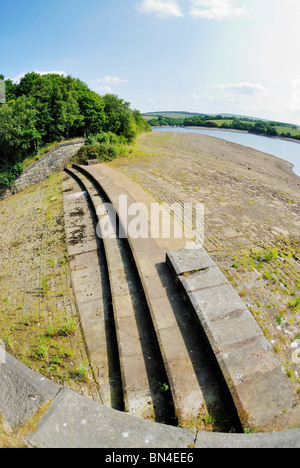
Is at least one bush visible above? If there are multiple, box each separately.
[72,145,100,164]
[72,142,120,164]
[0,162,24,189]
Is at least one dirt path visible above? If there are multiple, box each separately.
[109,131,300,406]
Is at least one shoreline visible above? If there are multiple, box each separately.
[153,126,300,179]
[153,125,300,145]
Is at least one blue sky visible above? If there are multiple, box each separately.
[1,0,300,124]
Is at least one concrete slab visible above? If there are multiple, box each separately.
[167,248,298,431]
[27,387,196,449]
[216,335,280,388]
[0,353,60,428]
[230,367,297,429]
[63,174,113,407]
[201,308,264,353]
[179,266,228,292]
[188,284,248,322]
[69,167,156,420]
[195,430,300,448]
[167,249,215,277]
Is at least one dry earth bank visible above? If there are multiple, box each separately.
[109,131,300,414]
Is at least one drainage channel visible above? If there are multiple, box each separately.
[64,166,242,433]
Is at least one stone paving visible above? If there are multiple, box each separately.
[0,173,99,400]
[110,131,300,406]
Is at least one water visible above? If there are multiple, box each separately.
[154,127,300,177]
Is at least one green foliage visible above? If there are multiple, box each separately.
[102,94,151,142]
[73,142,119,164]
[148,112,300,140]
[0,72,150,189]
[0,162,24,189]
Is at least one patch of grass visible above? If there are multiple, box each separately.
[58,318,77,337]
[31,337,49,360]
[288,298,300,312]
[71,364,89,382]
[275,314,283,325]
[40,275,48,296]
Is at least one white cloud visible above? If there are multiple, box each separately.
[92,76,128,86]
[93,85,114,94]
[190,0,247,20]
[136,0,184,18]
[209,82,268,95]
[89,76,128,95]
[286,0,300,12]
[11,70,67,83]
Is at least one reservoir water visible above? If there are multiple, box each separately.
[154,127,300,177]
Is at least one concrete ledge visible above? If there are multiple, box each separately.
[1,353,300,448]
[26,387,196,449]
[0,353,60,428]
[195,430,300,449]
[166,248,298,431]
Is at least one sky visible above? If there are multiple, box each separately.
[1,0,300,125]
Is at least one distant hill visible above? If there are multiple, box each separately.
[142,111,299,128]
[142,111,300,139]
[142,111,206,120]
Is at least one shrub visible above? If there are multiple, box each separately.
[0,162,24,189]
[71,145,100,164]
[72,142,120,165]
[97,142,118,161]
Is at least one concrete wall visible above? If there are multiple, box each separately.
[0,140,85,200]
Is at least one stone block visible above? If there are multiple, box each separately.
[179,266,228,292]
[167,248,215,277]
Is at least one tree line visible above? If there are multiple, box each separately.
[0,72,151,188]
[148,115,300,140]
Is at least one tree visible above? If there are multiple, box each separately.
[0,96,41,165]
[17,72,40,97]
[0,71,149,184]
[74,79,106,136]
[102,94,140,142]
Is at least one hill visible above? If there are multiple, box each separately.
[142,111,300,140]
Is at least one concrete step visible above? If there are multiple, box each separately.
[67,168,156,420]
[63,173,123,409]
[166,248,298,431]
[70,164,238,430]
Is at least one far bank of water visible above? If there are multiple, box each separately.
[154,127,300,177]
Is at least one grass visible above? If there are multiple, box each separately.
[289,298,300,312]
[22,138,84,170]
[0,174,95,395]
[0,401,53,448]
[40,275,48,296]
[229,241,300,394]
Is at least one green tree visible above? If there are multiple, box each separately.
[102,94,138,141]
[74,79,106,136]
[0,96,41,165]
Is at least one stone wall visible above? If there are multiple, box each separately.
[0,140,85,200]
